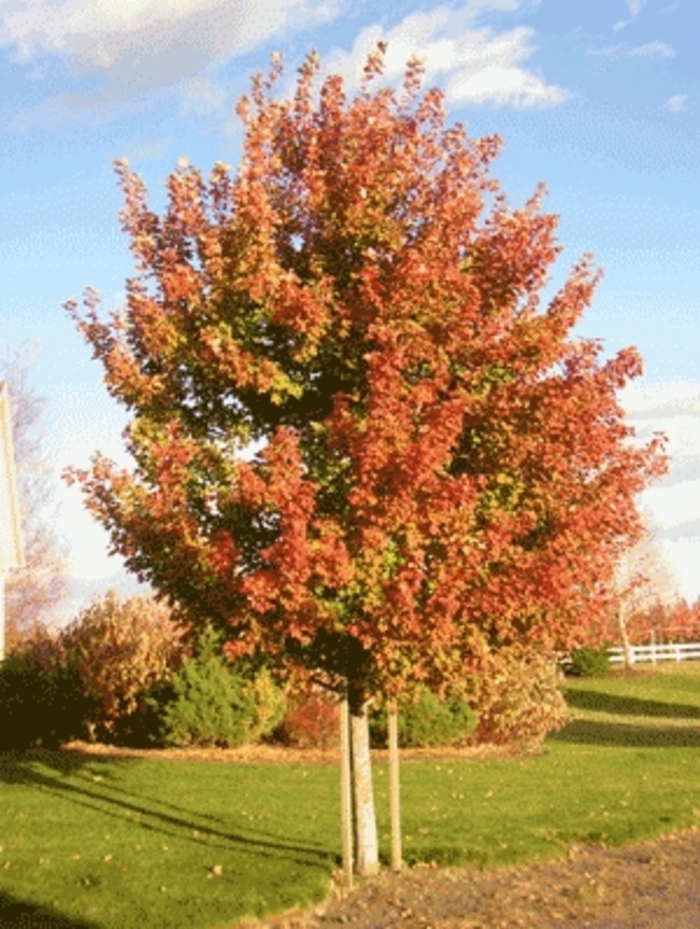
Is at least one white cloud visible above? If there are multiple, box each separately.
[462,0,527,14]
[622,379,700,418]
[1,0,345,108]
[629,40,675,58]
[436,0,543,18]
[179,74,227,118]
[46,370,135,580]
[2,0,564,121]
[666,93,689,113]
[641,479,700,530]
[589,38,677,65]
[622,379,700,604]
[448,63,567,108]
[613,0,646,31]
[121,135,172,162]
[60,490,124,580]
[659,538,700,603]
[586,45,622,56]
[325,7,568,110]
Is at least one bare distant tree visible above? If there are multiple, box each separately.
[614,511,678,667]
[0,339,70,650]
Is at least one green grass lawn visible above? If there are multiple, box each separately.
[394,662,700,868]
[1,662,698,928]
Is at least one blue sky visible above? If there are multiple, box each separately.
[1,0,698,615]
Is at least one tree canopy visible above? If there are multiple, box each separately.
[65,48,666,706]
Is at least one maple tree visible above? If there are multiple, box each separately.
[65,47,666,874]
[660,597,700,642]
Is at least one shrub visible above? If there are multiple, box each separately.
[274,686,475,751]
[0,627,93,749]
[246,668,287,742]
[470,648,570,749]
[273,688,340,749]
[150,625,285,748]
[566,645,611,678]
[60,591,186,744]
[370,689,476,749]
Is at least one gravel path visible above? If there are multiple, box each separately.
[249,826,700,928]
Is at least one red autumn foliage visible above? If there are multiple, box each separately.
[275,689,341,750]
[611,596,700,645]
[64,48,666,709]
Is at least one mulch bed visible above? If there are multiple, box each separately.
[248,827,700,928]
[61,740,529,765]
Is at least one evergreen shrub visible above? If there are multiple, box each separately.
[370,689,476,749]
[566,645,612,678]
[149,625,285,748]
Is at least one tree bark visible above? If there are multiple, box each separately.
[349,686,379,876]
[617,607,633,670]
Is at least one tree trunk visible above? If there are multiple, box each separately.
[348,685,379,876]
[617,607,633,670]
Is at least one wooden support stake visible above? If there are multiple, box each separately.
[388,701,402,872]
[340,690,354,888]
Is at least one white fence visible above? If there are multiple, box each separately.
[608,641,700,666]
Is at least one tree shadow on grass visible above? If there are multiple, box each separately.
[0,890,102,928]
[0,748,94,784]
[564,689,700,720]
[1,748,223,827]
[0,749,335,870]
[551,718,700,748]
